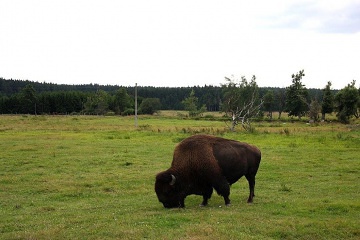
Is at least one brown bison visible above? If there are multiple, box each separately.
[155,135,261,208]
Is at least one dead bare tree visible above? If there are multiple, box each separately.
[222,75,263,132]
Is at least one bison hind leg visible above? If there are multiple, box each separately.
[200,186,213,207]
[245,174,255,203]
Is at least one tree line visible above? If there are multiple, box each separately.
[1,73,359,124]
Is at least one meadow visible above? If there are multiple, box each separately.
[0,113,359,239]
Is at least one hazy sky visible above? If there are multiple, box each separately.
[1,0,360,89]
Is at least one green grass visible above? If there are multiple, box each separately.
[0,114,359,239]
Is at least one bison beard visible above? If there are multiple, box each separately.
[155,134,261,208]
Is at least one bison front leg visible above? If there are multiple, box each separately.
[223,194,231,206]
[200,186,213,206]
[245,175,255,203]
[213,179,231,206]
[179,198,185,208]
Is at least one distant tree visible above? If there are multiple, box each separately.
[0,95,6,113]
[113,87,132,114]
[263,90,275,120]
[139,98,161,115]
[335,80,359,123]
[84,90,109,115]
[199,85,221,111]
[321,81,334,120]
[19,84,37,114]
[37,92,51,113]
[182,89,206,117]
[221,75,263,131]
[275,88,286,119]
[356,87,360,118]
[182,89,197,115]
[3,77,337,116]
[285,70,308,119]
[309,99,321,122]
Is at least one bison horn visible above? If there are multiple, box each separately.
[170,174,176,185]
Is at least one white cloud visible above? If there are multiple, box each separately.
[266,0,360,33]
[0,0,359,89]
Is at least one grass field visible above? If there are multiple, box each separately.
[0,113,359,239]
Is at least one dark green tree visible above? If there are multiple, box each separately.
[84,90,109,115]
[199,85,221,111]
[335,80,359,123]
[113,88,132,114]
[37,92,51,114]
[356,87,360,118]
[263,90,275,119]
[321,81,334,120]
[182,89,206,117]
[139,98,161,115]
[275,88,286,119]
[19,84,37,114]
[0,95,6,113]
[222,75,263,131]
[285,70,308,119]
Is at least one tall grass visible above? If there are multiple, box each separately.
[0,115,359,239]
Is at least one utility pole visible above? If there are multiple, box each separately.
[135,83,138,127]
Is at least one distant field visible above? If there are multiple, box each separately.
[0,115,359,239]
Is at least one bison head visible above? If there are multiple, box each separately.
[155,171,183,208]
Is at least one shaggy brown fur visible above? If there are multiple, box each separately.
[155,135,261,208]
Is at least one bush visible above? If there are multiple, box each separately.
[122,108,135,116]
[105,111,115,116]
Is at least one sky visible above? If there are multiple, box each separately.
[1,0,360,89]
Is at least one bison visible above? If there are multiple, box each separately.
[155,134,261,208]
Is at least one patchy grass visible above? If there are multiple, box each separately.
[0,115,359,239]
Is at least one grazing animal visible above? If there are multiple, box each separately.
[155,135,261,208]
